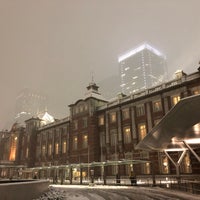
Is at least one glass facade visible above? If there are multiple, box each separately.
[119,43,167,94]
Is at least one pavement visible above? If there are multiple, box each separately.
[33,184,200,200]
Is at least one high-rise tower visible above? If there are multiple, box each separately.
[15,88,47,124]
[119,43,167,94]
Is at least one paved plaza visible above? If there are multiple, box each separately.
[34,185,200,200]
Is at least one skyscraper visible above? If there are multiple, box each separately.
[15,88,47,124]
[119,43,167,94]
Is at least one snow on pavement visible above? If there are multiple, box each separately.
[33,184,200,200]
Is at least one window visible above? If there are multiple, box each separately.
[140,151,149,159]
[152,100,162,112]
[171,95,180,106]
[191,86,200,95]
[123,126,131,144]
[84,104,88,111]
[74,120,78,130]
[100,132,106,147]
[48,144,52,156]
[36,146,40,158]
[193,90,200,95]
[138,123,147,141]
[75,107,79,114]
[82,117,88,128]
[122,108,130,120]
[82,134,88,149]
[73,136,78,150]
[161,155,169,174]
[26,147,29,158]
[110,130,117,146]
[42,132,47,141]
[98,115,104,126]
[42,145,46,157]
[62,141,67,154]
[181,152,192,173]
[48,131,53,139]
[110,112,117,123]
[136,104,145,116]
[55,143,59,155]
[142,163,151,174]
[79,105,83,112]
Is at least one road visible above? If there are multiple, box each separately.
[37,185,200,200]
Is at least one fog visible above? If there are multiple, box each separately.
[1,0,200,129]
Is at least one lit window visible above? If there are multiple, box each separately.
[82,134,88,149]
[161,155,169,174]
[138,123,147,141]
[42,145,46,157]
[98,115,104,126]
[191,86,200,95]
[142,162,151,174]
[48,144,52,156]
[26,148,29,158]
[132,76,138,79]
[9,135,18,161]
[110,112,117,123]
[182,152,192,173]
[193,90,200,95]
[121,73,125,77]
[62,141,67,154]
[55,143,59,155]
[122,108,130,120]
[171,95,180,106]
[152,100,162,112]
[136,105,145,116]
[73,136,78,150]
[123,127,131,144]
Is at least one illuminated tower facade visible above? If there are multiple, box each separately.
[119,43,167,94]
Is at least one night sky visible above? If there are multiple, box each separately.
[1,0,200,129]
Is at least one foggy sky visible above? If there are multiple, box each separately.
[1,0,200,130]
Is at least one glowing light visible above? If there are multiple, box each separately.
[165,148,187,152]
[192,123,200,134]
[118,43,163,62]
[184,138,200,144]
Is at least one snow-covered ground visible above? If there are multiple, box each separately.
[33,184,200,200]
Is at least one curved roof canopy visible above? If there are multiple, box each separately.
[136,94,200,151]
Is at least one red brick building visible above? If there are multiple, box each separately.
[1,70,200,183]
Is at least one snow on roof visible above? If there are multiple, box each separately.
[38,111,55,125]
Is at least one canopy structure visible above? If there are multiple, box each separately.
[31,159,150,171]
[135,94,200,177]
[136,94,200,151]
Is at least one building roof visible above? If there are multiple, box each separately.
[135,94,200,151]
[118,43,165,62]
